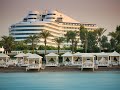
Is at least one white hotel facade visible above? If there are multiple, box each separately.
[9,10,98,47]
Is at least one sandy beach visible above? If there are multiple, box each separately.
[0,65,120,73]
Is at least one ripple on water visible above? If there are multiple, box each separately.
[0,72,120,90]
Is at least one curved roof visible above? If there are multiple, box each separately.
[81,53,94,57]
[27,54,43,59]
[73,52,82,56]
[96,52,109,57]
[0,53,9,58]
[62,52,73,56]
[24,53,32,57]
[109,51,120,56]
[14,53,26,57]
[46,53,59,56]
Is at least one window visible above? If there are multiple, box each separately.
[47,13,56,15]
[29,14,37,15]
[46,17,55,19]
[15,37,28,39]
[28,18,37,19]
[12,25,44,27]
[11,33,38,35]
[11,29,43,32]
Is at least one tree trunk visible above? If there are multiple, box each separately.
[98,37,101,52]
[58,44,60,54]
[74,40,78,53]
[99,42,101,52]
[32,42,34,54]
[45,39,47,55]
[85,38,88,53]
[85,33,88,53]
[72,40,74,53]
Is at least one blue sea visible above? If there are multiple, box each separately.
[0,71,120,90]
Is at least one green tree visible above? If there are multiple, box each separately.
[65,31,77,53]
[39,30,52,55]
[1,36,15,53]
[116,44,120,53]
[54,37,64,54]
[15,41,28,51]
[109,38,117,51]
[0,41,2,47]
[100,35,111,52]
[108,25,120,52]
[116,25,120,44]
[26,35,39,53]
[74,38,79,53]
[87,31,98,52]
[108,32,117,51]
[79,25,88,53]
[108,32,117,39]
[96,28,106,52]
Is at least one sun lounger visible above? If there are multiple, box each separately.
[0,60,8,68]
[6,60,17,66]
[45,62,58,66]
[81,60,94,71]
[73,61,82,66]
[26,64,42,71]
[97,57,109,66]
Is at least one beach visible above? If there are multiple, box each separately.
[0,65,120,73]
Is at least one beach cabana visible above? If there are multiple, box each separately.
[62,52,73,66]
[6,59,18,66]
[109,51,120,65]
[26,54,42,71]
[45,53,59,66]
[72,52,82,66]
[81,53,95,71]
[14,53,25,64]
[14,53,29,66]
[96,52,109,67]
[22,53,33,66]
[0,53,9,67]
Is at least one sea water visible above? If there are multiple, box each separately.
[0,71,120,90]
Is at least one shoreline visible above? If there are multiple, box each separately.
[0,66,120,73]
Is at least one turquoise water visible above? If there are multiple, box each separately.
[0,72,120,90]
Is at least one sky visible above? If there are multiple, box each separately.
[0,0,120,37]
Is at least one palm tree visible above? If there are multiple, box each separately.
[109,38,116,51]
[116,25,120,44]
[108,32,117,39]
[79,25,88,53]
[100,35,110,51]
[54,37,64,54]
[96,28,106,52]
[15,40,28,51]
[1,36,15,53]
[65,31,77,53]
[87,31,98,52]
[39,30,51,55]
[74,38,79,53]
[108,32,117,50]
[26,35,39,53]
[108,26,120,51]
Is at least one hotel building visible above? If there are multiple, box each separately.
[9,10,98,47]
